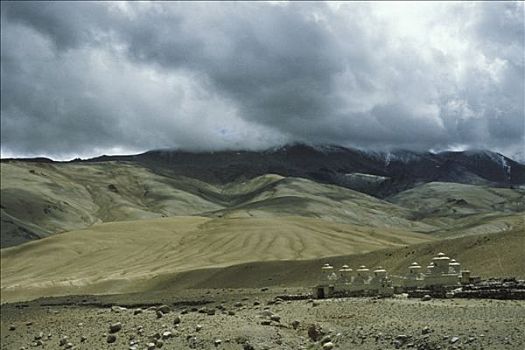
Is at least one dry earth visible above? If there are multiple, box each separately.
[1,288,524,350]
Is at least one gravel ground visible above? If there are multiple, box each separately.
[1,288,524,350]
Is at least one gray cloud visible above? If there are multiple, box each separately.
[1,2,523,160]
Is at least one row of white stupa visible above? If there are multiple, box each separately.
[315,252,471,297]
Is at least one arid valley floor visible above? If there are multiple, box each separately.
[2,287,525,350]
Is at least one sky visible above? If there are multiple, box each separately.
[1,1,524,160]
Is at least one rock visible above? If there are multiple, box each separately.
[133,309,143,316]
[26,322,33,326]
[228,310,236,316]
[156,310,163,319]
[111,306,127,313]
[157,305,170,314]
[307,324,324,342]
[312,301,320,307]
[161,331,173,339]
[196,324,203,332]
[35,340,43,347]
[320,335,332,344]
[214,339,222,347]
[34,332,44,340]
[394,334,409,348]
[65,343,74,349]
[291,320,300,329]
[253,301,260,306]
[261,320,272,326]
[243,343,255,350]
[270,314,281,322]
[207,308,216,316]
[150,332,161,340]
[450,336,460,344]
[422,326,431,335]
[173,315,181,325]
[234,302,243,307]
[59,336,68,346]
[146,342,156,350]
[107,334,117,343]
[322,342,335,350]
[109,322,122,333]
[80,336,87,342]
[156,339,164,348]
[9,325,16,331]
[395,335,409,341]
[421,294,432,301]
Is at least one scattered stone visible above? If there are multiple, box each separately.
[34,340,43,347]
[9,325,16,331]
[133,309,143,316]
[156,310,163,319]
[196,324,203,332]
[292,320,300,330]
[161,331,173,339]
[228,310,236,316]
[146,342,156,350]
[234,302,243,307]
[111,306,127,313]
[156,339,164,348]
[64,343,74,349]
[322,342,335,350]
[261,320,272,326]
[157,305,170,314]
[59,336,68,346]
[450,336,460,344]
[422,326,431,334]
[80,336,87,343]
[243,343,255,350]
[214,339,222,347]
[109,322,122,333]
[207,308,216,316]
[307,324,325,342]
[320,335,332,344]
[34,332,44,340]
[107,334,117,343]
[26,322,33,326]
[149,332,161,340]
[421,294,432,301]
[270,314,281,322]
[173,315,181,325]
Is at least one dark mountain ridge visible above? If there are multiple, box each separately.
[3,144,524,197]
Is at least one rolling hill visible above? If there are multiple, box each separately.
[1,161,439,247]
[1,145,524,303]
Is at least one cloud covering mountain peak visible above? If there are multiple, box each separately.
[1,2,523,160]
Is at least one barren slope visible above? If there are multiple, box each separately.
[1,162,434,247]
[0,215,432,302]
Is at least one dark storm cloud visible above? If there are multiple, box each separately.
[1,2,524,160]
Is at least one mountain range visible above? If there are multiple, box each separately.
[1,144,524,301]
